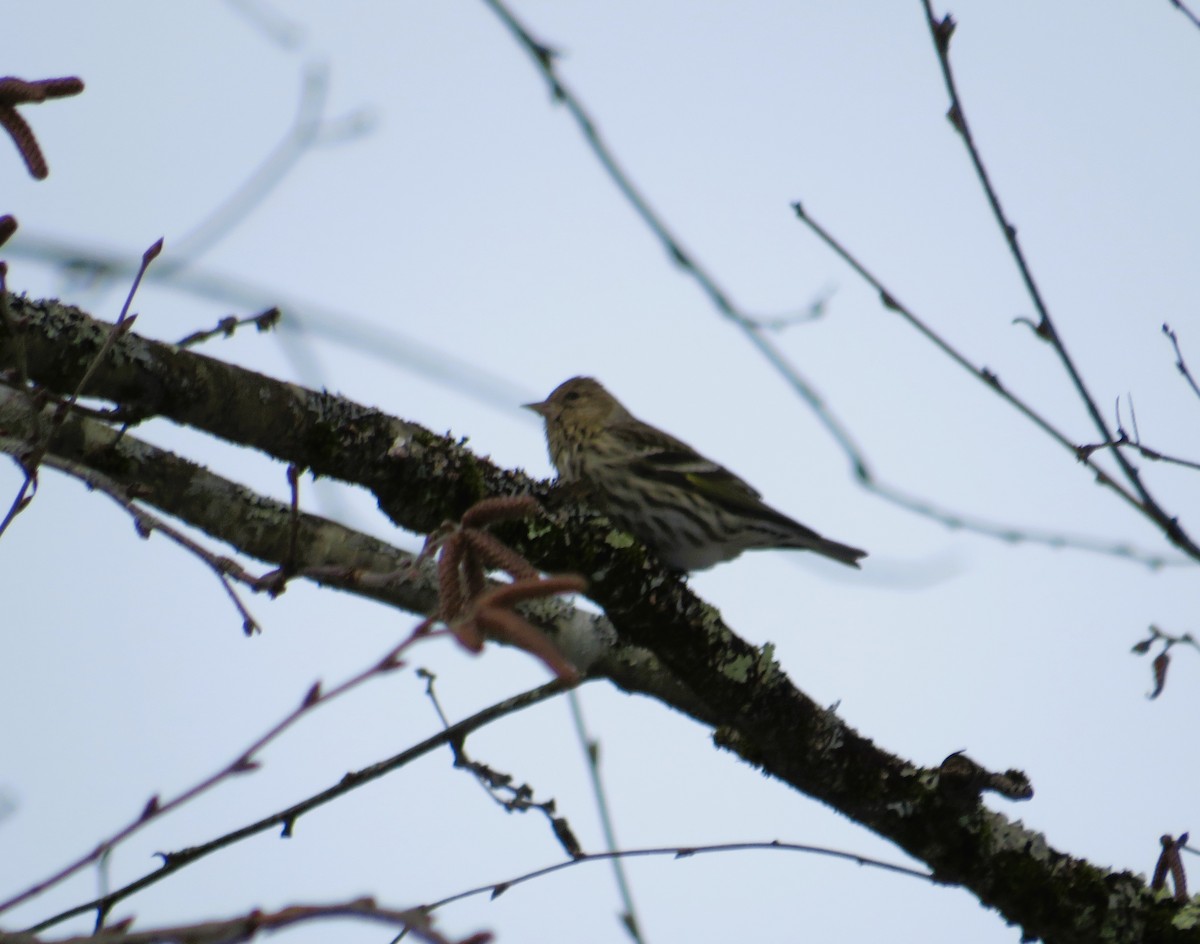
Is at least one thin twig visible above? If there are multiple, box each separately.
[8,446,266,633]
[418,839,936,918]
[176,306,281,348]
[1167,0,1200,32]
[0,241,161,539]
[791,202,1199,561]
[278,462,304,587]
[1163,323,1200,403]
[1076,437,1200,473]
[918,2,1195,558]
[61,239,160,407]
[418,670,583,858]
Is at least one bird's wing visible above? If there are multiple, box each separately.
[616,420,765,503]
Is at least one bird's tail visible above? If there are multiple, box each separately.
[803,534,867,569]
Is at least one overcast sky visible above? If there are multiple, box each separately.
[3,3,1199,943]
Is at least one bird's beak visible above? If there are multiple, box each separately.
[523,400,550,417]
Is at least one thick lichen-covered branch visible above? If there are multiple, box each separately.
[2,293,1196,942]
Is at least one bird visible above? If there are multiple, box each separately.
[524,376,867,572]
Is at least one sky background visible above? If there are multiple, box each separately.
[2,2,1199,942]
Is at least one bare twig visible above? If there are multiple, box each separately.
[24,682,570,935]
[419,670,583,859]
[176,306,281,348]
[417,839,936,920]
[286,463,302,559]
[1167,0,1200,32]
[1163,324,1200,403]
[5,445,266,633]
[918,2,1196,559]
[0,241,161,538]
[1076,436,1200,474]
[791,202,1199,562]
[920,8,1098,429]
[1073,393,1200,471]
[57,238,160,411]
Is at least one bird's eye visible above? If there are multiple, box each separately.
[564,391,581,402]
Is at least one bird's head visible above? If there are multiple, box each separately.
[523,376,629,430]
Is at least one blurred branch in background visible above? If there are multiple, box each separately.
[160,61,375,277]
[1167,0,1200,32]
[223,0,306,50]
[4,232,532,409]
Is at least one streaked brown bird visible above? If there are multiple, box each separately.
[525,377,866,572]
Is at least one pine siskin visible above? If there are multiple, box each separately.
[525,376,867,572]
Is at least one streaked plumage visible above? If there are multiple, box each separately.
[524,376,867,572]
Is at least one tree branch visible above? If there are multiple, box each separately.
[3,295,1196,942]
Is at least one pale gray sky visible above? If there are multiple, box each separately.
[3,3,1198,942]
